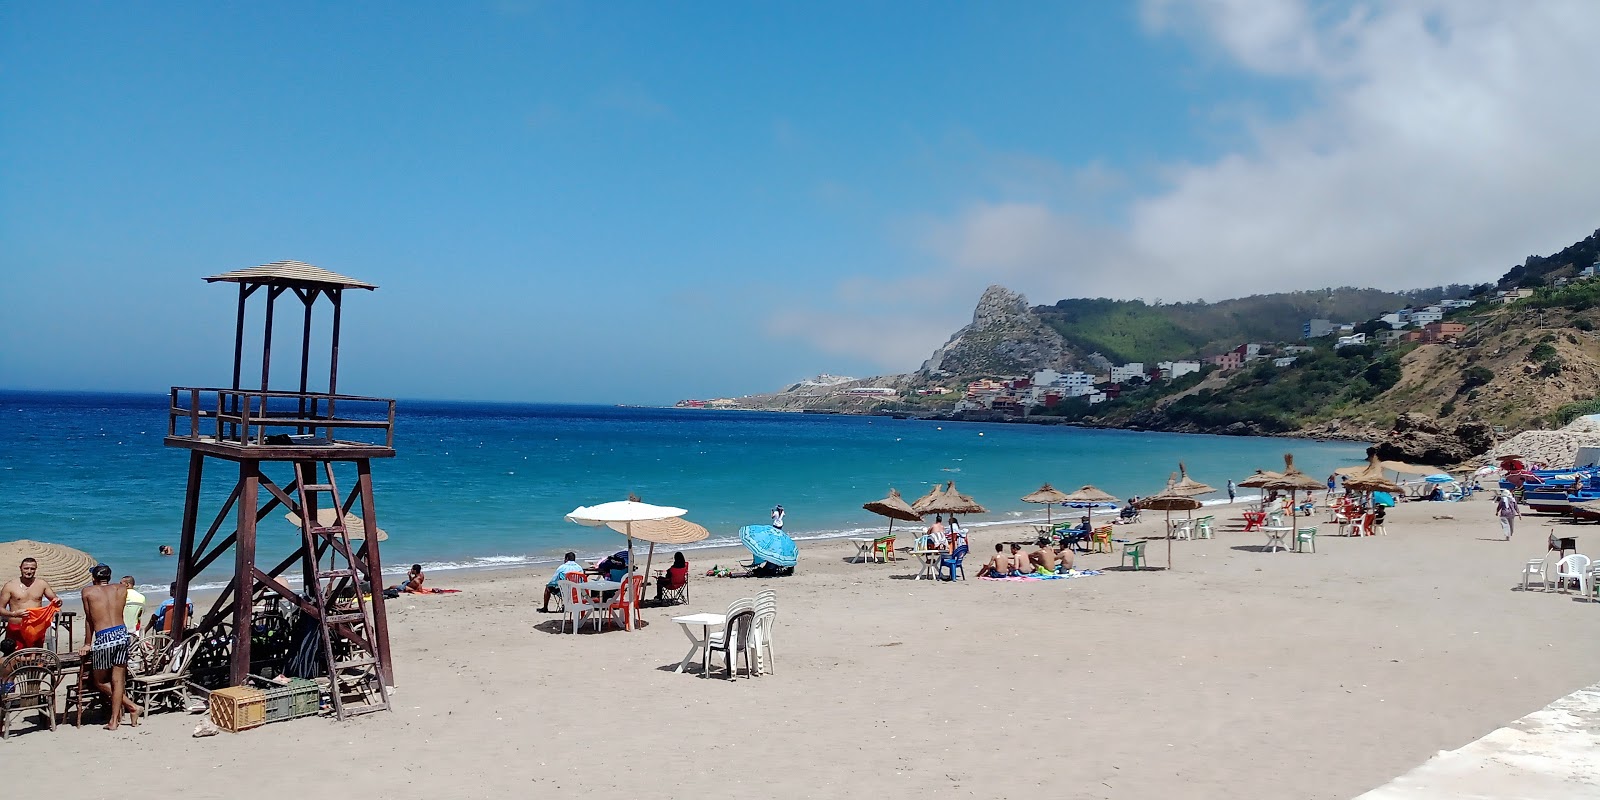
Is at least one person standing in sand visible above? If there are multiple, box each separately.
[80,565,141,730]
[1227,480,1236,502]
[1,557,61,649]
[771,505,785,530]
[120,576,145,631]
[1494,490,1521,539]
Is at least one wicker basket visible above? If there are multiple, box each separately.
[209,686,267,732]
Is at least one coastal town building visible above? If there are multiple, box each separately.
[1207,351,1245,370]
[845,387,897,396]
[1109,363,1146,383]
[1303,319,1335,339]
[1420,321,1466,344]
[1281,345,1313,355]
[1409,308,1444,325]
[1335,332,1367,349]
[1156,360,1201,380]
[1438,298,1477,310]
[1273,356,1298,367]
[1496,288,1534,304]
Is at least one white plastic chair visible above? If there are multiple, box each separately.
[1170,519,1192,541]
[1554,554,1592,596]
[751,589,777,676]
[1519,558,1548,591]
[706,597,755,679]
[560,578,602,633]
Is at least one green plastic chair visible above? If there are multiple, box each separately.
[870,534,896,563]
[1120,540,1148,570]
[1196,516,1215,539]
[1295,527,1317,553]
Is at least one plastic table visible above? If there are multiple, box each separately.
[1262,526,1292,553]
[671,612,726,676]
[575,580,625,630]
[847,538,876,563]
[909,549,942,580]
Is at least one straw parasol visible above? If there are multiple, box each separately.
[284,507,390,541]
[1170,462,1216,496]
[1135,491,1203,569]
[1341,450,1402,494]
[1059,484,1120,526]
[566,497,689,625]
[605,516,710,597]
[1236,469,1283,489]
[1021,483,1070,528]
[862,488,923,541]
[915,481,988,516]
[1262,454,1324,534]
[0,539,97,591]
[1380,460,1436,476]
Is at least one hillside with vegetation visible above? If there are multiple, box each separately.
[1032,287,1466,365]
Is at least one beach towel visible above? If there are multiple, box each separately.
[5,603,60,648]
[979,570,1102,582]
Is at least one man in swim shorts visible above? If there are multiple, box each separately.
[1,557,61,649]
[80,565,141,730]
[1031,538,1060,574]
[976,543,1015,578]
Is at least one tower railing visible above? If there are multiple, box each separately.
[168,386,395,448]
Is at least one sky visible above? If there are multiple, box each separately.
[3,1,1598,404]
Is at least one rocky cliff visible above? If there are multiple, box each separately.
[919,285,1077,378]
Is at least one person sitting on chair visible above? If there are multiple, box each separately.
[655,552,689,602]
[149,583,193,633]
[539,552,585,613]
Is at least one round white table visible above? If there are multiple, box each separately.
[1262,526,1292,553]
[909,549,942,580]
[671,612,726,677]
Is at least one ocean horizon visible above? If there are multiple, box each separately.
[0,389,1369,591]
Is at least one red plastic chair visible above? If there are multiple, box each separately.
[606,575,645,631]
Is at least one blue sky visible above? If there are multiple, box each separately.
[4,2,1597,403]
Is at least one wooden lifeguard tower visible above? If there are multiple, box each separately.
[165,260,395,719]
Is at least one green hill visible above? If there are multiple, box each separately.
[1498,227,1600,289]
[1033,287,1462,364]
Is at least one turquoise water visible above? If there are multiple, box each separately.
[0,391,1368,589]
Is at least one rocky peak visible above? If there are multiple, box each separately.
[919,285,1077,378]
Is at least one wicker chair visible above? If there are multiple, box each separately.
[128,636,203,715]
[1,648,60,738]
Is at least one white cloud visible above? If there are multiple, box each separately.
[772,0,1600,371]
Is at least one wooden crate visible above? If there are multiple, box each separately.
[252,677,321,722]
[209,686,267,732]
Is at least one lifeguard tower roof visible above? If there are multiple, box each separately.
[205,260,377,290]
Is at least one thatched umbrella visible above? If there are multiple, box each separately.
[285,507,390,541]
[862,488,923,542]
[0,539,97,591]
[1136,491,1203,569]
[1171,462,1216,496]
[1021,483,1070,528]
[1341,450,1402,494]
[1262,454,1324,534]
[1236,469,1283,489]
[1058,484,1120,526]
[916,481,988,516]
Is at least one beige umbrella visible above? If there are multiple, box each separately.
[567,498,690,626]
[915,481,988,516]
[1170,462,1216,496]
[1135,492,1203,569]
[1380,461,1436,476]
[284,507,390,541]
[1262,454,1325,535]
[0,539,96,592]
[1021,483,1070,528]
[1342,450,1402,494]
[605,517,710,600]
[863,488,923,542]
[1236,469,1283,489]
[1057,484,1120,527]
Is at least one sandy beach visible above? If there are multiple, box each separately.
[9,497,1599,799]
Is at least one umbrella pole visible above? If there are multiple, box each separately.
[639,542,656,626]
[1166,510,1173,570]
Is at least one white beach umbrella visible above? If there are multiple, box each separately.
[566,499,688,627]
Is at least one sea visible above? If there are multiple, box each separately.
[0,391,1369,591]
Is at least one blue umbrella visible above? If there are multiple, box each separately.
[1424,474,1454,483]
[739,524,798,568]
[1372,491,1396,507]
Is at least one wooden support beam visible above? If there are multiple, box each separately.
[171,451,204,636]
[357,459,394,685]
[232,460,259,686]
[193,482,242,562]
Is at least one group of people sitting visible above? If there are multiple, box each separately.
[976,538,1076,578]
[537,550,690,613]
[915,514,969,554]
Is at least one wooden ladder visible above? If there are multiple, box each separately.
[293,461,391,720]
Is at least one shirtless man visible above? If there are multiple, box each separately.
[79,565,141,730]
[1,557,62,649]
[1008,543,1030,574]
[1031,539,1060,574]
[976,543,1015,578]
